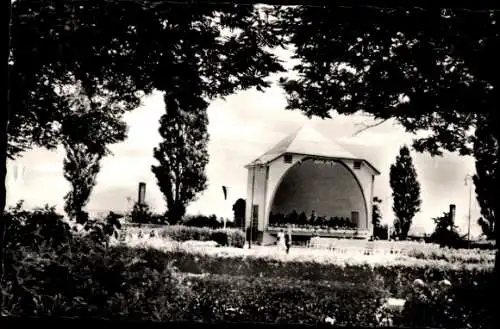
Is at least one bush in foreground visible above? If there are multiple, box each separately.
[182,274,388,325]
[3,240,387,324]
[1,241,190,320]
[0,203,189,320]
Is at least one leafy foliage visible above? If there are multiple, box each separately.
[401,281,474,328]
[232,198,246,229]
[372,197,383,228]
[390,145,422,240]
[273,4,499,272]
[430,211,466,248]
[149,4,283,225]
[150,4,284,96]
[8,1,284,214]
[1,202,122,252]
[165,226,245,248]
[0,202,123,297]
[9,2,284,152]
[124,225,245,248]
[269,211,356,230]
[275,6,498,156]
[162,247,492,284]
[183,274,387,325]
[152,96,209,224]
[472,116,497,240]
[182,214,224,229]
[2,241,187,320]
[62,143,102,223]
[59,74,136,223]
[128,201,167,225]
[9,0,152,158]
[82,212,123,247]
[372,197,388,240]
[1,201,73,253]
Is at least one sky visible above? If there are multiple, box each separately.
[6,47,483,238]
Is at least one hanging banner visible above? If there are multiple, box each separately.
[222,186,228,200]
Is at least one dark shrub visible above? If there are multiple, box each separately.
[1,201,73,252]
[182,274,387,325]
[129,202,167,225]
[182,214,223,229]
[2,240,188,320]
[211,231,229,246]
[1,203,187,320]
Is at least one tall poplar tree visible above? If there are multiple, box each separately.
[473,117,497,240]
[390,145,422,240]
[151,93,209,224]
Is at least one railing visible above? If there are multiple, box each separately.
[304,238,438,256]
[267,226,370,239]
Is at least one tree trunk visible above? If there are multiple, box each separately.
[1,0,11,215]
[493,119,500,285]
[490,111,500,329]
[1,0,12,281]
[167,203,185,225]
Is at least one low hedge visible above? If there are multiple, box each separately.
[139,249,493,298]
[123,225,246,248]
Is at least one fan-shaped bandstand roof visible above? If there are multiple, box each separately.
[246,124,380,174]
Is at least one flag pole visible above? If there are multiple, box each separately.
[249,166,256,249]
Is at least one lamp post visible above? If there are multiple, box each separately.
[464,174,473,248]
[249,164,256,249]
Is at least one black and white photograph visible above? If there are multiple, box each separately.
[2,0,498,327]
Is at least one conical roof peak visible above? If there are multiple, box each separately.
[246,124,362,166]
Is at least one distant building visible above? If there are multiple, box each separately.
[244,124,380,244]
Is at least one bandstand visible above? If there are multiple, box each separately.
[244,124,380,244]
